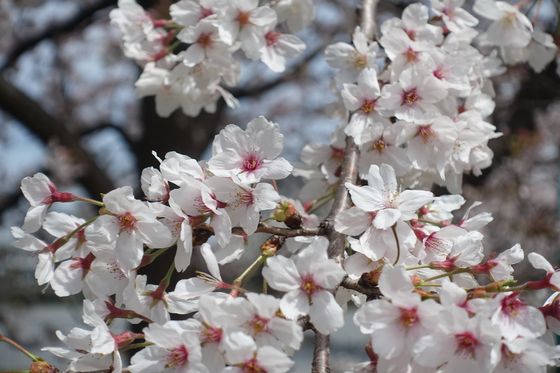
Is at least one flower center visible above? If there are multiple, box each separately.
[404,28,416,41]
[197,33,213,48]
[166,345,189,368]
[371,138,386,153]
[455,332,479,358]
[401,88,420,106]
[433,67,445,80]
[500,344,520,367]
[301,275,318,296]
[399,307,419,328]
[502,12,517,26]
[354,53,368,68]
[405,48,417,63]
[265,31,281,47]
[360,99,377,114]
[200,7,213,19]
[416,125,434,143]
[118,212,137,232]
[201,324,223,344]
[250,315,269,334]
[242,357,266,373]
[237,11,251,26]
[242,154,262,172]
[500,293,525,316]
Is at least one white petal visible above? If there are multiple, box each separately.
[309,290,344,334]
[280,291,309,320]
[200,242,222,281]
[528,252,554,273]
[262,256,301,292]
[373,208,401,229]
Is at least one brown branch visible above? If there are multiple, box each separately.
[233,42,325,98]
[0,0,118,72]
[324,137,360,261]
[249,223,323,237]
[0,76,114,195]
[311,0,380,371]
[340,277,381,298]
[198,223,324,238]
[311,333,331,373]
[79,123,137,152]
[361,0,380,40]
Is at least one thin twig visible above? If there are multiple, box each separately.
[0,76,115,195]
[0,0,118,72]
[233,41,325,98]
[198,223,324,237]
[340,277,381,298]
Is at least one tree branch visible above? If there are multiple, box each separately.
[324,137,360,260]
[0,0,118,72]
[311,1,380,371]
[340,277,381,298]
[79,123,137,152]
[0,76,114,195]
[198,223,323,238]
[360,0,380,40]
[233,42,325,98]
[312,333,331,373]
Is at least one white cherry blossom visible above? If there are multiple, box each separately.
[262,237,346,334]
[208,117,293,184]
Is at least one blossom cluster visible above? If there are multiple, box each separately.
[9,0,560,372]
[299,0,558,195]
[110,0,311,117]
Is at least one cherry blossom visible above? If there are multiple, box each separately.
[341,68,390,145]
[129,321,207,373]
[432,0,479,33]
[87,187,173,270]
[208,117,293,184]
[378,65,447,122]
[325,27,379,83]
[354,265,442,360]
[20,173,77,233]
[222,331,293,373]
[262,237,346,334]
[474,0,533,48]
[12,1,560,372]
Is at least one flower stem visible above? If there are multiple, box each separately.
[392,225,401,265]
[308,191,336,214]
[119,342,153,352]
[64,215,98,240]
[160,261,176,289]
[422,268,470,282]
[76,196,105,207]
[233,255,266,287]
[0,335,41,362]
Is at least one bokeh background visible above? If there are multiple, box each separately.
[0,0,559,371]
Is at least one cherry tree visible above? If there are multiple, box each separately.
[4,0,560,372]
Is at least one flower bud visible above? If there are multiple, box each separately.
[469,288,487,299]
[30,361,59,373]
[360,267,382,288]
[261,236,284,257]
[273,202,302,229]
